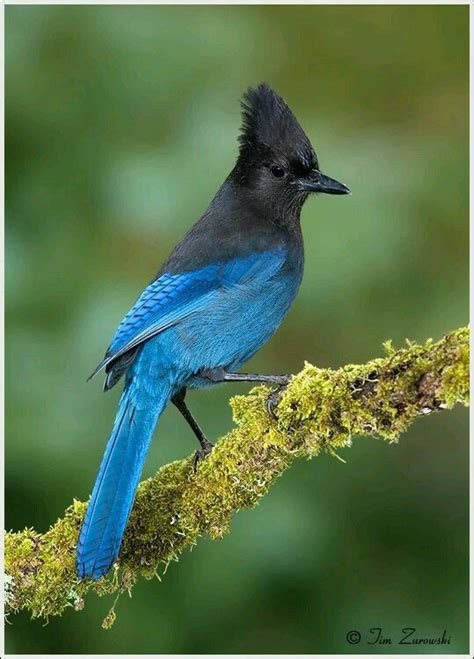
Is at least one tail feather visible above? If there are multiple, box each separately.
[76,381,170,579]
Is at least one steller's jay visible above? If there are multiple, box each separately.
[76,82,350,580]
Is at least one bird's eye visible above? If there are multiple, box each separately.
[270,165,286,179]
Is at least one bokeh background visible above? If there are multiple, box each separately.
[5,5,468,654]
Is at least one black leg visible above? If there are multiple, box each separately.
[199,369,291,420]
[200,367,290,386]
[171,388,214,470]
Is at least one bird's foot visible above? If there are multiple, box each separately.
[192,439,215,472]
[266,377,291,420]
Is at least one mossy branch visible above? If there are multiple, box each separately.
[5,327,469,626]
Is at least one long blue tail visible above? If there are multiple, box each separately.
[76,379,171,579]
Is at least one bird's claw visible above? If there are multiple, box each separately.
[266,381,290,420]
[192,440,215,472]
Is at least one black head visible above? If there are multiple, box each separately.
[232,83,350,220]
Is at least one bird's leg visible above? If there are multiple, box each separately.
[171,388,214,471]
[200,367,290,386]
[200,368,291,420]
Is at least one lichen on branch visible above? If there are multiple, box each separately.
[4,327,469,625]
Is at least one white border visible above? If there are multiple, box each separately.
[1,2,470,658]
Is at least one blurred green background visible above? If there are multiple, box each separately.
[5,4,468,654]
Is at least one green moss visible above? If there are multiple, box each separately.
[102,608,117,630]
[438,331,469,407]
[4,326,469,625]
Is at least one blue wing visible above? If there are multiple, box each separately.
[90,248,286,380]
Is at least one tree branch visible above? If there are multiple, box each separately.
[5,327,469,626]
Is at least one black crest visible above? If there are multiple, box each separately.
[238,83,317,169]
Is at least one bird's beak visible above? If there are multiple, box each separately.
[300,170,351,195]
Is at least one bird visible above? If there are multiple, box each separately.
[76,82,350,580]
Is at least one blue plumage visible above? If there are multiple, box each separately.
[76,83,349,579]
[103,249,287,370]
[76,378,171,579]
[77,249,297,579]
